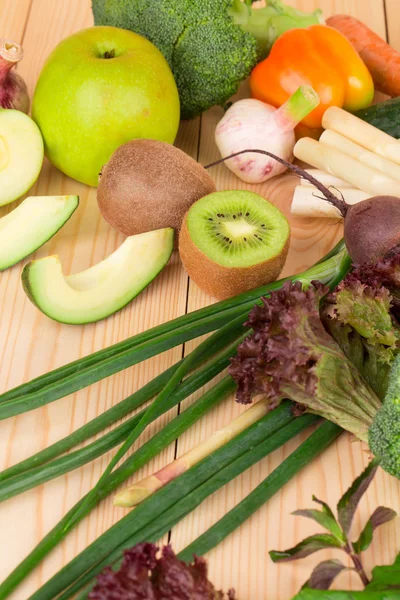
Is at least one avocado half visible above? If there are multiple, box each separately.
[22,228,174,324]
[0,195,79,270]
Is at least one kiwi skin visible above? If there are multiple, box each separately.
[344,196,400,264]
[179,217,290,300]
[97,139,216,241]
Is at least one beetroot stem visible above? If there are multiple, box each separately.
[205,149,348,217]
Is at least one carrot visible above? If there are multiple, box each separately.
[327,14,400,98]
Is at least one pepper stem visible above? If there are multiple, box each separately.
[205,149,348,218]
[274,85,320,133]
[0,39,24,85]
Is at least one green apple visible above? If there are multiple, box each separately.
[0,109,44,206]
[0,195,78,270]
[22,228,174,324]
[32,26,180,187]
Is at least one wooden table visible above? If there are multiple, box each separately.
[1,1,400,598]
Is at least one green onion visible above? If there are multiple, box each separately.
[71,421,342,600]
[27,407,311,600]
[0,247,350,420]
[67,417,321,600]
[66,416,319,600]
[0,363,179,483]
[0,340,239,502]
[72,417,342,600]
[0,243,350,598]
[0,402,296,599]
[67,312,250,527]
[178,421,342,561]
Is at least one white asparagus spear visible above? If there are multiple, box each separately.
[291,185,369,218]
[114,398,271,507]
[320,130,400,183]
[294,137,400,197]
[300,169,352,188]
[322,106,400,166]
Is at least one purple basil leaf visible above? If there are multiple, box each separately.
[337,459,380,535]
[370,506,398,529]
[312,496,336,521]
[292,509,344,543]
[353,506,397,554]
[306,559,351,590]
[269,534,343,563]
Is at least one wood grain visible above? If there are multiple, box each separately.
[0,1,399,599]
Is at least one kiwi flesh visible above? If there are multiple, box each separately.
[179,190,290,300]
[97,139,216,239]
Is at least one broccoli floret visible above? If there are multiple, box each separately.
[92,0,320,119]
[369,354,400,478]
[92,0,186,65]
[173,19,257,119]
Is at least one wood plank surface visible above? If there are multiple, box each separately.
[0,0,399,598]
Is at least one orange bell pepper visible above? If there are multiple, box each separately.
[250,24,374,129]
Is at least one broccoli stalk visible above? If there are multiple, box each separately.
[229,253,400,480]
[92,0,322,119]
[228,0,323,59]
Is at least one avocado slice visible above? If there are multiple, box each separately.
[0,195,79,270]
[22,228,174,324]
[0,109,44,206]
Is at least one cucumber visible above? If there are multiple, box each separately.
[355,98,400,139]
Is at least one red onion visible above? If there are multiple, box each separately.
[0,38,29,113]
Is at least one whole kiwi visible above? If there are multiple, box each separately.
[97,139,216,238]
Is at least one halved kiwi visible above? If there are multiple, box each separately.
[179,190,290,300]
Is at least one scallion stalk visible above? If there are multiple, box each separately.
[27,407,311,600]
[0,246,349,420]
[0,340,240,502]
[178,421,342,561]
[0,402,296,599]
[66,312,250,527]
[66,416,320,600]
[71,422,341,600]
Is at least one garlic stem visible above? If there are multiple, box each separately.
[274,85,320,133]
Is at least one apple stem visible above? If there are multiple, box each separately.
[0,39,23,85]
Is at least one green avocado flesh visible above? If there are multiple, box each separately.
[186,190,290,268]
[0,109,44,206]
[22,228,174,324]
[0,195,79,271]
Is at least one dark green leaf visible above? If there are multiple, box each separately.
[269,534,343,563]
[337,459,380,534]
[293,590,400,599]
[353,520,373,554]
[353,506,397,554]
[306,559,351,590]
[292,509,344,543]
[366,552,400,591]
